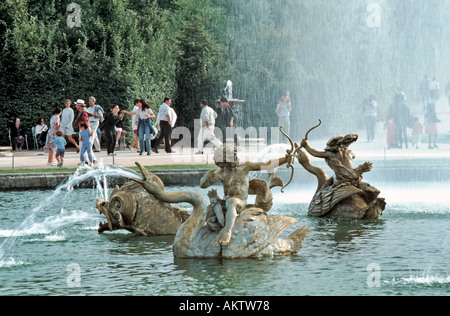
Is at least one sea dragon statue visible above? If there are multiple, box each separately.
[96,180,190,236]
[285,120,386,219]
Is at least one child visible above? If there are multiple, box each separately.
[424,102,439,149]
[411,116,423,149]
[79,122,96,166]
[53,130,67,167]
[384,119,396,149]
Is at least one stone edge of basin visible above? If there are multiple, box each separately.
[0,169,212,191]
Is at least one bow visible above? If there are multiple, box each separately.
[279,126,298,193]
[279,119,322,192]
[304,119,322,141]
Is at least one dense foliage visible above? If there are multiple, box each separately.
[0,0,228,145]
[1,0,449,145]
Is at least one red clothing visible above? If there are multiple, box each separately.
[75,110,90,128]
[385,119,395,148]
[412,121,423,135]
[279,96,291,104]
[425,123,438,135]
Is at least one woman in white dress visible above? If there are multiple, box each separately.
[60,99,80,152]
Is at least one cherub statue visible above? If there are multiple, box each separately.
[200,144,289,245]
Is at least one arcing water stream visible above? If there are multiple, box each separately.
[0,162,142,266]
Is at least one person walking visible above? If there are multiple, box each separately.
[78,122,96,166]
[60,99,80,152]
[196,99,222,154]
[102,105,122,156]
[220,97,238,146]
[74,99,96,163]
[152,97,175,153]
[411,116,423,149]
[53,130,67,167]
[87,96,103,152]
[44,107,62,166]
[424,102,439,149]
[363,95,377,143]
[135,99,156,155]
[393,92,410,149]
[114,113,126,148]
[384,118,396,149]
[121,99,143,152]
[276,90,292,142]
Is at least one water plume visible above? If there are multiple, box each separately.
[0,163,142,264]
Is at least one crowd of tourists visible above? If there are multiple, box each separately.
[8,95,242,167]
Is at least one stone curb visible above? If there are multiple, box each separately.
[0,169,212,191]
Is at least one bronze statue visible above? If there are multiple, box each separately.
[200,145,288,245]
[297,133,386,219]
[96,181,190,235]
[125,149,309,258]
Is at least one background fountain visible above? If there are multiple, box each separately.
[216,80,246,107]
[214,80,269,149]
[215,80,245,126]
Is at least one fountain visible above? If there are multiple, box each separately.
[95,144,310,258]
[216,80,246,107]
[215,80,245,140]
[1,0,450,297]
[214,80,267,148]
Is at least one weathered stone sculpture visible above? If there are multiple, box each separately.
[129,146,309,259]
[298,134,386,219]
[96,181,190,236]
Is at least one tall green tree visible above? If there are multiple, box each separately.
[0,0,180,145]
[171,0,229,130]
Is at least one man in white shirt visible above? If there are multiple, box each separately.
[196,99,222,154]
[130,99,142,151]
[152,97,175,153]
[87,96,103,152]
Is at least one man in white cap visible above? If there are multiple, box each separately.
[74,99,97,163]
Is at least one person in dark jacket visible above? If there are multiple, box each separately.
[220,97,239,146]
[393,92,410,149]
[102,105,122,156]
[10,117,26,151]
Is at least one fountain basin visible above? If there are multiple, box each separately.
[0,182,448,295]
